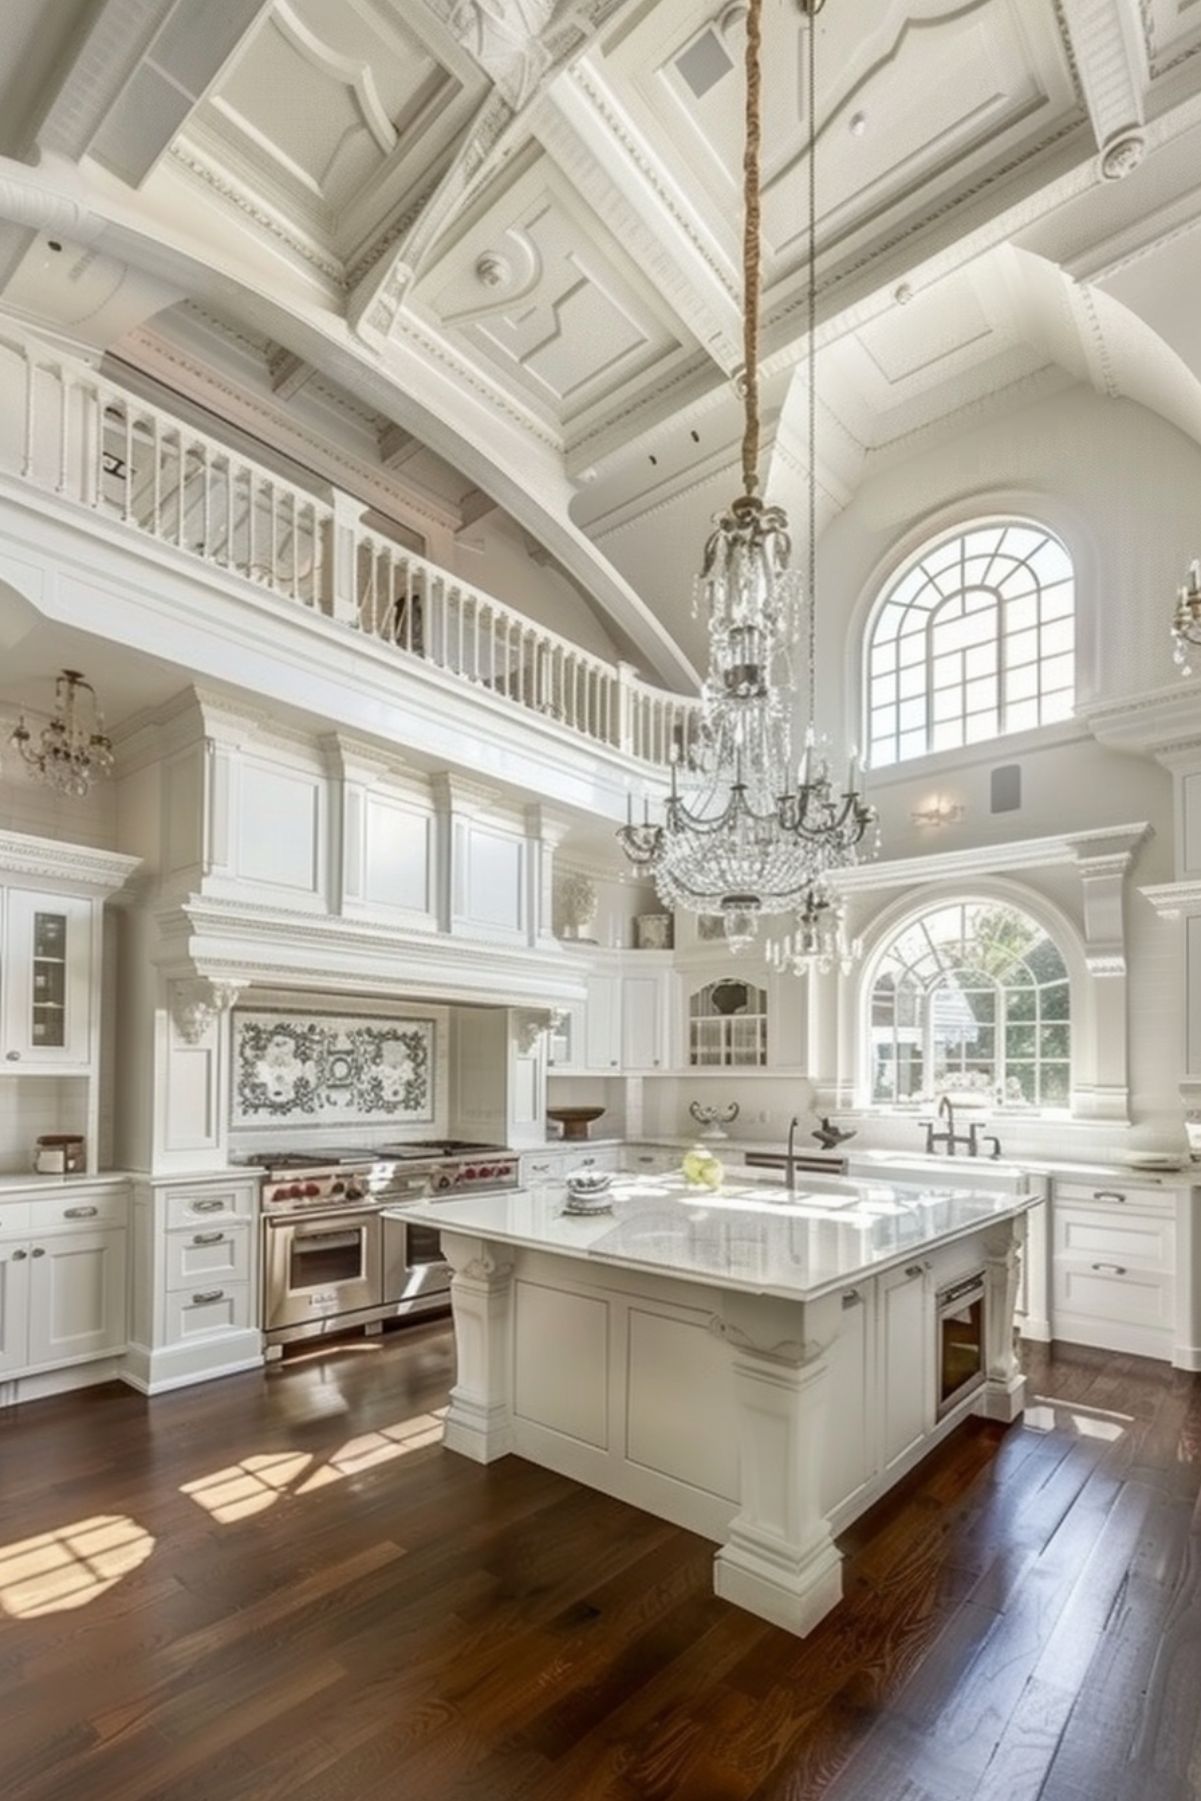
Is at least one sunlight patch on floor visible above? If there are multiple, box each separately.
[1025,1395,1131,1440]
[181,1409,447,1521]
[0,1515,155,1619]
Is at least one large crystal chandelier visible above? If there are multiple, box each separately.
[1173,559,1201,675]
[9,670,114,798]
[617,0,875,951]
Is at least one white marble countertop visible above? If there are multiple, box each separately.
[395,1170,1037,1303]
[0,1170,134,1196]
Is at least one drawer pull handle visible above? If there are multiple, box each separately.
[905,1263,926,1280]
[192,1198,225,1214]
[192,1231,225,1246]
[1094,1190,1126,1204]
[31,1247,45,1258]
[10,1249,26,1262]
[638,1155,654,1164]
[64,1205,98,1219]
[1091,1262,1127,1276]
[5,1051,19,1061]
[192,1289,224,1304]
[842,1289,861,1308]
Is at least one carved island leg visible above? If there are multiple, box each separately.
[441,1231,515,1463]
[977,1213,1028,1424]
[710,1295,843,1637]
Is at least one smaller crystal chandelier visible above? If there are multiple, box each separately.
[1173,559,1201,675]
[9,670,114,798]
[767,880,862,978]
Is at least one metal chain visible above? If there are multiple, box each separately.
[740,0,763,498]
[806,0,819,728]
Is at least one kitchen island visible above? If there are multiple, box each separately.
[399,1170,1035,1636]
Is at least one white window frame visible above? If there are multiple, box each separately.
[863,519,1076,769]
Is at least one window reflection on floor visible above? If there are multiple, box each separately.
[181,1408,447,1523]
[0,1516,155,1619]
[1026,1396,1130,1441]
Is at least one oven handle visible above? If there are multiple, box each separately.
[937,1274,986,1313]
[284,1226,369,1251]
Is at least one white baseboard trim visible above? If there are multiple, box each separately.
[1172,1344,1201,1372]
[0,1357,126,1409]
[120,1330,264,1395]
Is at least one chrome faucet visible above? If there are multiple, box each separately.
[968,1120,1003,1160]
[924,1095,975,1157]
[786,1115,800,1194]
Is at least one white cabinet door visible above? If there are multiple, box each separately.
[26,1229,127,1367]
[2,890,94,1070]
[822,1285,877,1516]
[878,1262,931,1473]
[547,1001,585,1072]
[584,975,621,1071]
[621,975,664,1071]
[0,1242,31,1374]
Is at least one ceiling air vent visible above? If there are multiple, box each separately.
[676,29,734,100]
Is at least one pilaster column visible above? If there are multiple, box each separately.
[978,1213,1028,1423]
[441,1232,515,1463]
[709,1292,842,1636]
[525,804,571,949]
[1072,827,1149,1120]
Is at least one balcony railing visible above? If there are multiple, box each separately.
[0,332,700,768]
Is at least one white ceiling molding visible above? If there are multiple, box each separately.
[1056,0,1146,147]
[829,821,1152,893]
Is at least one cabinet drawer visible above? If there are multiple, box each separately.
[165,1183,257,1230]
[164,1282,253,1344]
[36,1189,129,1232]
[564,1148,619,1175]
[1054,1178,1176,1214]
[166,1225,251,1293]
[1053,1206,1175,1271]
[623,1147,674,1174]
[0,1200,32,1237]
[1053,1260,1174,1333]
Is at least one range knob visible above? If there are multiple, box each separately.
[288,1184,304,1200]
[464,1166,478,1181]
[435,1173,453,1191]
[303,1182,320,1198]
[331,1180,345,1196]
[344,1181,364,1201]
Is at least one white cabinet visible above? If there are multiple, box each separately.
[547,1001,585,1072]
[0,1241,31,1374]
[879,1261,931,1472]
[621,974,665,1071]
[2,890,94,1070]
[1050,1179,1180,1361]
[585,974,622,1071]
[823,1285,876,1517]
[26,1229,127,1365]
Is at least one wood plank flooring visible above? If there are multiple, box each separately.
[1,1328,1199,1800]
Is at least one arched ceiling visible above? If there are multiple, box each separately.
[0,0,1199,684]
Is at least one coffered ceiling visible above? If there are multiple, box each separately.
[0,0,1199,687]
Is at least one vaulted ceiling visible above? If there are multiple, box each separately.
[0,0,1200,685]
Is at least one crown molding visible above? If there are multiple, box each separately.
[0,828,141,898]
[1079,681,1201,755]
[831,821,1152,894]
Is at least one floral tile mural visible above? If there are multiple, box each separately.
[232,1010,435,1126]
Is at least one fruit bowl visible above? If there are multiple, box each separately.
[547,1105,607,1142]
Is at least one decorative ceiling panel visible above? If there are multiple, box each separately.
[1140,0,1201,80]
[600,0,1082,289]
[418,160,687,428]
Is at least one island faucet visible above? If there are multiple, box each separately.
[786,1115,800,1195]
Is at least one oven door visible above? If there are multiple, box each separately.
[265,1211,382,1332]
[937,1273,987,1417]
[382,1210,452,1313]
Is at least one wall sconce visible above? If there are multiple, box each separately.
[911,796,964,829]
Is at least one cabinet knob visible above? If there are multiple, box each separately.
[841,1289,861,1308]
[31,1247,45,1258]
[5,1051,19,1062]
[11,1249,27,1261]
[904,1263,926,1280]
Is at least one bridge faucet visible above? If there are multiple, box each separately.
[923,1095,978,1157]
[968,1120,1003,1160]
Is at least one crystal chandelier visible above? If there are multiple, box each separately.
[617,0,875,952]
[767,879,862,978]
[1173,559,1201,675]
[9,670,114,798]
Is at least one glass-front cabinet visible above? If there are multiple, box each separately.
[2,890,95,1070]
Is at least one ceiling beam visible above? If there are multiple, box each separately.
[267,348,315,402]
[1052,0,1145,152]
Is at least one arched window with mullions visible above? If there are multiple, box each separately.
[868,900,1071,1111]
[865,522,1075,767]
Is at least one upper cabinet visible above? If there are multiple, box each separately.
[687,978,768,1069]
[2,891,94,1070]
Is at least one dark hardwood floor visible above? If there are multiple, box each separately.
[1,1327,1199,1801]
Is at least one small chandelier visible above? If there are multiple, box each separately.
[617,0,875,950]
[9,670,114,798]
[768,881,862,978]
[1173,559,1201,675]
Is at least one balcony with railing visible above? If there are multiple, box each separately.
[0,331,700,770]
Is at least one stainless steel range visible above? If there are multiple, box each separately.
[249,1141,519,1349]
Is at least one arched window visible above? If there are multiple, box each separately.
[866,522,1075,767]
[869,900,1070,1109]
